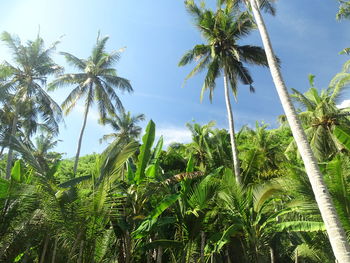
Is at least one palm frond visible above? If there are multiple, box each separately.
[202,58,221,102]
[59,52,86,70]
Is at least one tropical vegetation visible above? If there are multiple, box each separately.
[1,0,350,262]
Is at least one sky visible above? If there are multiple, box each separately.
[0,0,350,157]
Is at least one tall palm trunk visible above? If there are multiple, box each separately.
[73,105,90,175]
[124,230,131,263]
[51,237,58,263]
[223,71,241,184]
[156,246,163,263]
[200,231,205,263]
[269,246,275,263]
[248,0,350,261]
[6,106,19,179]
[77,240,84,263]
[40,235,49,263]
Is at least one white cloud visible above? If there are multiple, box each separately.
[71,104,100,121]
[337,99,350,109]
[156,126,192,148]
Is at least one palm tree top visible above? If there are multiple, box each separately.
[179,1,269,101]
[0,31,63,135]
[99,109,145,143]
[1,32,62,86]
[49,33,133,119]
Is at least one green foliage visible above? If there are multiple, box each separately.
[1,10,350,261]
[283,74,350,162]
[334,126,350,151]
[134,120,156,183]
[10,160,21,182]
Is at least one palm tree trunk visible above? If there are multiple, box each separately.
[156,246,163,263]
[223,71,241,184]
[146,238,152,263]
[77,240,84,263]
[248,0,350,261]
[225,247,231,263]
[6,106,19,179]
[125,231,131,263]
[200,231,205,263]
[52,237,58,263]
[40,235,49,263]
[73,106,90,175]
[270,246,275,263]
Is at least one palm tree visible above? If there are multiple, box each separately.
[49,33,133,175]
[283,75,350,161]
[239,122,286,184]
[179,1,268,183]
[99,109,145,144]
[221,0,350,261]
[185,121,216,171]
[0,32,62,179]
[218,171,326,262]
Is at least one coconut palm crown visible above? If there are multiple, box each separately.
[99,109,145,143]
[179,2,268,99]
[0,32,62,179]
[49,33,133,174]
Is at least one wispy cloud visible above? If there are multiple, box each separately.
[71,104,101,121]
[337,99,350,109]
[156,126,192,148]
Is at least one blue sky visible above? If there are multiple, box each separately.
[1,0,350,157]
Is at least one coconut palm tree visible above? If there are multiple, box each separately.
[179,1,268,183]
[99,109,145,144]
[218,171,326,262]
[239,122,286,184]
[185,121,216,171]
[0,32,62,179]
[219,0,350,261]
[49,33,133,175]
[282,75,350,161]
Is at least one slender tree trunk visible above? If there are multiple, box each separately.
[78,240,84,263]
[156,246,163,263]
[40,235,49,263]
[249,0,350,262]
[73,106,90,175]
[125,231,131,263]
[223,71,241,184]
[146,239,152,263]
[225,247,231,263]
[295,247,298,263]
[270,246,275,263]
[52,237,58,263]
[6,106,19,179]
[200,231,205,263]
